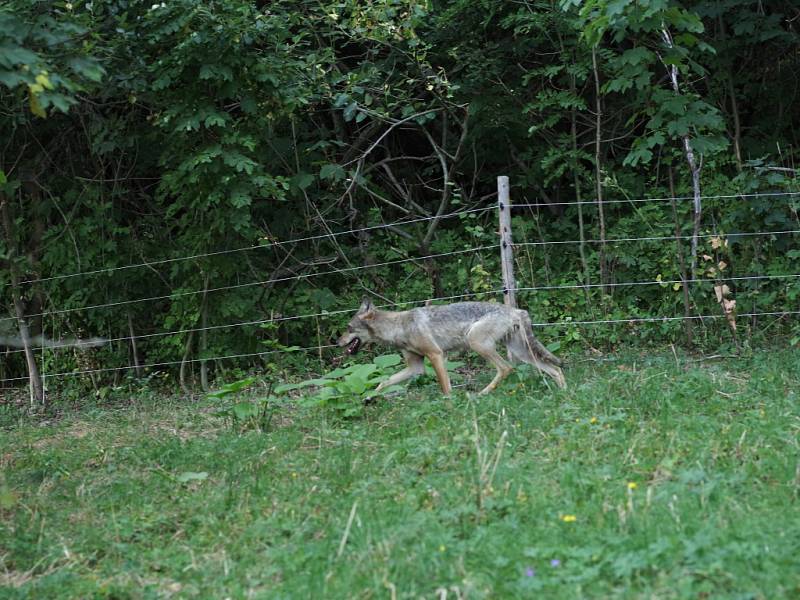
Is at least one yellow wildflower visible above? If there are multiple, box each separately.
[561,514,577,523]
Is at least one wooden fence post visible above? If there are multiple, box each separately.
[498,176,517,309]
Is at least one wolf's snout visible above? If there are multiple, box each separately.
[336,332,361,354]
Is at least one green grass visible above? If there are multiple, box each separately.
[2,349,799,598]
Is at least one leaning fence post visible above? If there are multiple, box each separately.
[498,176,517,310]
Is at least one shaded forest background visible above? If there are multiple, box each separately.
[1,0,799,399]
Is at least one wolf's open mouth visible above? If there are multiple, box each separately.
[347,337,361,354]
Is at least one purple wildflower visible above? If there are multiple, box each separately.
[525,567,535,577]
[550,559,561,567]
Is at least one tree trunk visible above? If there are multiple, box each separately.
[568,59,592,299]
[592,47,608,294]
[419,110,469,299]
[661,28,703,277]
[726,75,743,173]
[717,15,743,172]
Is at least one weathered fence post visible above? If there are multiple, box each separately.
[497,176,517,309]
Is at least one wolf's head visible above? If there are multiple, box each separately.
[337,297,376,355]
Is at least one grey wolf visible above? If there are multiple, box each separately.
[337,298,565,395]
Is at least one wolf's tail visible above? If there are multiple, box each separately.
[507,311,566,388]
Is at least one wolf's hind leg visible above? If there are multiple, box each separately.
[376,350,425,392]
[466,320,513,395]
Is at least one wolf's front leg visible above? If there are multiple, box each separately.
[425,350,452,396]
[375,350,425,392]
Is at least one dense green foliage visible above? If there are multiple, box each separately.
[1,0,799,393]
[1,350,799,596]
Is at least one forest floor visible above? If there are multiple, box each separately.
[1,348,799,598]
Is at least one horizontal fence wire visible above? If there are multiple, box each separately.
[515,229,800,248]
[6,206,493,288]
[512,190,799,209]
[2,272,799,357]
[0,344,339,384]
[2,309,797,385]
[4,190,797,290]
[516,272,800,293]
[3,289,506,361]
[529,310,800,328]
[2,228,797,325]
[0,244,498,324]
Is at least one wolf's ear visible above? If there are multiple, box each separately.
[358,296,373,312]
[358,296,375,319]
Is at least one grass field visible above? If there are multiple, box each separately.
[1,348,799,598]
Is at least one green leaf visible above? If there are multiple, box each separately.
[275,379,331,393]
[222,151,257,174]
[619,47,654,66]
[343,102,358,122]
[319,163,345,181]
[0,70,29,88]
[0,45,38,68]
[67,57,105,82]
[292,172,315,191]
[46,93,75,114]
[240,95,257,114]
[207,378,256,398]
[341,375,367,395]
[232,402,259,420]
[604,0,629,18]
[623,146,653,167]
[204,113,227,128]
[229,189,252,208]
[323,367,356,379]
[373,354,403,369]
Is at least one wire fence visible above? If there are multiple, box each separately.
[4,190,797,290]
[2,228,798,325]
[2,272,799,358]
[1,308,798,385]
[512,190,799,209]
[1,189,798,389]
[4,206,493,288]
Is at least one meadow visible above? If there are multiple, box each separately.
[1,348,799,599]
